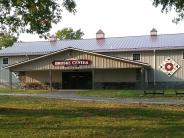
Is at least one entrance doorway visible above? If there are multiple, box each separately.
[62,72,92,89]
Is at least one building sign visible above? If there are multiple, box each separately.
[52,59,92,67]
[159,57,180,77]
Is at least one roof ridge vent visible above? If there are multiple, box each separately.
[96,29,105,39]
[150,28,157,36]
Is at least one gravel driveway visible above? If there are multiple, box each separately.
[0,90,184,105]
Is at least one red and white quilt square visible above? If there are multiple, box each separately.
[159,57,180,77]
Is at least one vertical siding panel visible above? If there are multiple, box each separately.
[79,52,82,59]
[100,57,103,69]
[86,54,88,69]
[112,59,114,68]
[114,60,117,68]
[129,63,132,68]
[109,59,112,68]
[120,62,123,68]
[118,61,121,68]
[106,58,108,68]
[95,55,98,69]
[94,55,98,68]
[92,55,94,69]
[89,54,92,69]
[102,57,104,68]
[103,58,106,69]
[97,55,99,69]
[100,58,103,69]
[104,57,106,69]
[126,62,129,68]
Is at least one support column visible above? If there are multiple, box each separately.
[9,70,12,92]
[49,69,52,92]
[144,69,148,88]
[92,70,95,89]
[60,71,63,89]
[140,68,145,89]
[153,49,156,87]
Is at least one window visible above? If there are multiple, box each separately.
[133,53,140,61]
[3,58,8,64]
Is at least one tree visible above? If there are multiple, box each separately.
[0,0,76,37]
[152,0,184,23]
[0,33,17,48]
[56,28,84,40]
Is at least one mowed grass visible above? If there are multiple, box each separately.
[0,96,184,137]
[79,89,184,98]
[79,89,143,98]
[0,87,48,94]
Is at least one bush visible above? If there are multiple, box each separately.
[24,82,48,90]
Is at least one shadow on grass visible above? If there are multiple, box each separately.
[0,106,183,120]
[0,106,184,137]
[0,118,184,138]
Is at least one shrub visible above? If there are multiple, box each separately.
[24,82,48,90]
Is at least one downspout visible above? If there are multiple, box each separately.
[153,49,156,87]
[9,69,12,92]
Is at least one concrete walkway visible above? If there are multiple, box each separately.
[0,90,184,105]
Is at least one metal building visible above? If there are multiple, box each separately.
[0,29,184,89]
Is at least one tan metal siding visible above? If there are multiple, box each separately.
[155,50,184,82]
[102,51,154,67]
[25,71,62,83]
[0,55,38,83]
[11,50,143,71]
[94,69,136,82]
[103,50,184,82]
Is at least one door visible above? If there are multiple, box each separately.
[62,72,92,89]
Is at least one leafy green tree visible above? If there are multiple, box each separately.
[0,33,17,48]
[56,28,84,40]
[0,0,76,36]
[152,0,184,23]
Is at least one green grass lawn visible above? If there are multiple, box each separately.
[79,89,144,98]
[0,96,184,137]
[79,89,184,98]
[0,87,49,94]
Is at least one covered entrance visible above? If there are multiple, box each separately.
[5,47,150,90]
[62,72,92,89]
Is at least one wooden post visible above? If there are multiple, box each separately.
[49,69,52,92]
[9,70,12,92]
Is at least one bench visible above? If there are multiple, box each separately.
[144,88,165,95]
[175,89,184,96]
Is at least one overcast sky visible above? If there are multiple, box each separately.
[19,0,184,42]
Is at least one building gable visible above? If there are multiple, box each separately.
[6,47,150,72]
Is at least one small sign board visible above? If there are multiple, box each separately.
[52,59,92,67]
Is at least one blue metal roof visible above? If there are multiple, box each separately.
[1,33,184,56]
